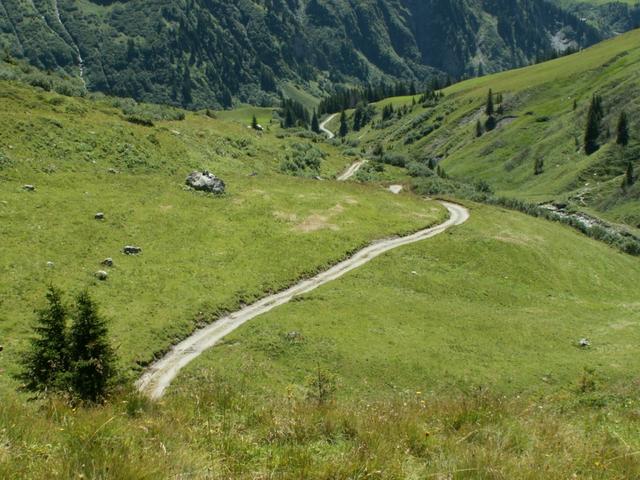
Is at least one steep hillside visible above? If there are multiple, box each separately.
[0,0,601,108]
[339,29,640,229]
[551,1,640,35]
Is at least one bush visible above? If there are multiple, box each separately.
[407,161,434,178]
[381,153,407,168]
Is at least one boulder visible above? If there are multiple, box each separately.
[101,258,114,267]
[95,212,105,220]
[123,245,142,255]
[578,338,591,348]
[95,270,108,281]
[46,261,55,268]
[23,184,35,192]
[185,171,225,194]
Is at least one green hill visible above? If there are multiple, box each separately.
[340,29,640,229]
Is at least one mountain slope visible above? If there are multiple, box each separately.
[341,29,640,228]
[0,0,601,108]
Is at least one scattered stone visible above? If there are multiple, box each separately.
[248,172,258,177]
[23,184,35,192]
[578,338,591,348]
[185,171,226,194]
[411,271,418,275]
[389,185,403,194]
[313,176,323,181]
[285,331,304,343]
[101,258,114,267]
[95,212,105,220]
[123,245,142,255]
[95,270,109,281]
[108,168,118,174]
[46,261,55,268]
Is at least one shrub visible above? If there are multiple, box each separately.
[381,153,407,168]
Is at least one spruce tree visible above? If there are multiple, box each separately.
[623,161,635,189]
[476,119,484,138]
[339,110,348,137]
[485,89,494,116]
[617,111,629,147]
[485,115,497,132]
[353,104,364,131]
[18,286,69,393]
[182,66,193,106]
[584,95,602,155]
[251,114,258,130]
[311,110,320,133]
[69,291,115,402]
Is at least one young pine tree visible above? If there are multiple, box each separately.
[69,291,116,402]
[18,286,69,393]
[475,119,484,138]
[485,89,494,116]
[584,95,602,155]
[251,114,258,130]
[311,110,320,133]
[623,162,635,190]
[617,111,630,147]
[339,110,348,137]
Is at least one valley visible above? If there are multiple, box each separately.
[0,4,639,478]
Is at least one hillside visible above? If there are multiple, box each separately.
[2,24,640,479]
[0,0,601,108]
[338,29,640,229]
[551,0,640,35]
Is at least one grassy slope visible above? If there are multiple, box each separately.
[0,80,446,386]
[175,203,640,398]
[3,202,640,478]
[348,29,640,227]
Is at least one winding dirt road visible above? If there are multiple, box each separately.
[319,113,337,139]
[137,201,470,399]
[337,160,366,181]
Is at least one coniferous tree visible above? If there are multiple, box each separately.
[311,110,320,133]
[18,286,69,393]
[353,104,365,131]
[534,158,544,175]
[182,66,193,106]
[485,115,497,132]
[221,87,233,109]
[485,89,494,116]
[617,111,629,147]
[69,291,116,402]
[623,162,635,189]
[475,119,484,137]
[339,110,348,137]
[251,114,258,130]
[584,95,602,155]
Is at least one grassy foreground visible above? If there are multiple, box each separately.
[2,202,640,478]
